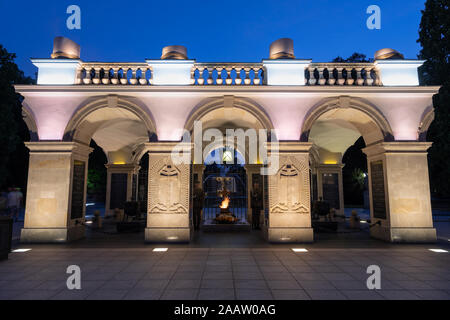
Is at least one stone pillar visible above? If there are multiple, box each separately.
[267,142,314,243]
[192,164,205,186]
[21,142,92,243]
[145,142,192,243]
[363,142,436,242]
[316,164,345,216]
[244,164,262,224]
[105,164,140,217]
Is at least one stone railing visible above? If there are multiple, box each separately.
[77,63,152,85]
[306,63,381,86]
[191,63,265,85]
[75,61,381,86]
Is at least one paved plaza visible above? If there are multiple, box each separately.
[1,234,449,300]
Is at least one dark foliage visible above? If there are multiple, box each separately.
[418,0,450,197]
[342,137,367,206]
[0,45,34,192]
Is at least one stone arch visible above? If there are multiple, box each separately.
[300,96,394,144]
[418,107,434,142]
[22,102,39,141]
[63,95,157,144]
[63,96,157,164]
[184,96,274,132]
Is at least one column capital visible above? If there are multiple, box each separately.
[317,164,345,170]
[144,142,193,154]
[244,164,262,173]
[193,164,206,170]
[267,141,313,154]
[363,142,432,157]
[105,163,140,173]
[25,141,92,159]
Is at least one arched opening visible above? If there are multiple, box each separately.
[188,99,271,244]
[63,99,156,243]
[202,147,248,226]
[303,99,391,240]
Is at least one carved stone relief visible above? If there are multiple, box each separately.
[269,155,310,214]
[148,156,189,214]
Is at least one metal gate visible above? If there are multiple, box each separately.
[202,163,247,222]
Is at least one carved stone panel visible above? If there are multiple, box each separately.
[71,160,86,219]
[269,155,310,214]
[370,160,386,219]
[148,156,189,214]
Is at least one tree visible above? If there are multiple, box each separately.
[0,45,33,189]
[342,137,367,206]
[87,140,107,202]
[417,0,450,197]
[332,53,372,63]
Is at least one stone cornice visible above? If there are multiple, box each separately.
[363,142,432,157]
[25,141,93,158]
[14,84,441,95]
[266,142,313,153]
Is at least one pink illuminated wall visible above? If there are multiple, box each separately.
[20,89,436,144]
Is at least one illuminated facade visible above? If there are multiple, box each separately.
[16,37,438,244]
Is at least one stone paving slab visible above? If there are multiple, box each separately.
[1,245,449,300]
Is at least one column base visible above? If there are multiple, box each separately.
[371,226,437,243]
[267,227,314,243]
[20,225,85,243]
[145,227,191,243]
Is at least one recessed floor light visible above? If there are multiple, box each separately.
[12,249,32,253]
[429,249,448,253]
[292,248,308,253]
[153,248,168,252]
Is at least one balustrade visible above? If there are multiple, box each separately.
[191,63,264,86]
[75,62,381,86]
[306,63,380,86]
[78,63,152,85]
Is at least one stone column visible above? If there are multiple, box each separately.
[145,142,192,243]
[244,164,263,224]
[316,164,345,216]
[21,142,92,243]
[192,164,205,186]
[266,142,314,243]
[363,142,436,242]
[105,164,140,217]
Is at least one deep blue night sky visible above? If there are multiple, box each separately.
[1,0,427,78]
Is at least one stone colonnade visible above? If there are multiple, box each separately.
[20,140,436,244]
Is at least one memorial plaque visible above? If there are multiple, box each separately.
[322,173,340,209]
[263,171,269,219]
[110,173,127,209]
[71,160,86,220]
[370,161,386,219]
[132,174,137,201]
[312,173,318,202]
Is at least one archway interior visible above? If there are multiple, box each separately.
[191,105,269,227]
[191,106,267,165]
[309,108,383,165]
[202,147,248,224]
[73,107,149,164]
[308,107,384,225]
[70,106,154,240]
